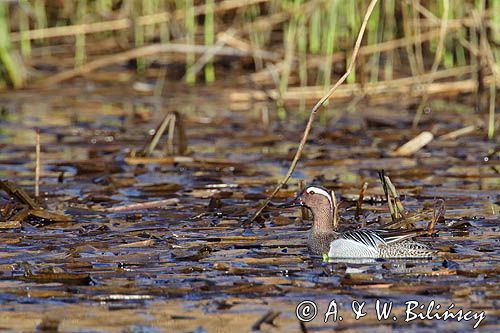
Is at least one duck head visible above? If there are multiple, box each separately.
[279,185,335,231]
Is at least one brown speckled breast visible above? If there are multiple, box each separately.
[307,230,338,255]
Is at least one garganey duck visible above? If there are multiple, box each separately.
[279,185,435,259]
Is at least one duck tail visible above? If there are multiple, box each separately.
[381,240,436,258]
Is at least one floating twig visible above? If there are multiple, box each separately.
[439,125,476,140]
[105,198,180,213]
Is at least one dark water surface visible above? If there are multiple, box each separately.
[0,82,498,332]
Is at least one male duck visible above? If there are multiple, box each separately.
[279,185,435,259]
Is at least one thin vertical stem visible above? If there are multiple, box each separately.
[35,129,41,198]
[185,0,196,84]
[488,81,496,140]
[205,0,215,84]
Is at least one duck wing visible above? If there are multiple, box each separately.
[341,229,387,250]
[341,229,427,248]
[371,229,428,245]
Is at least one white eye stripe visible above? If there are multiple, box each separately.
[306,186,333,208]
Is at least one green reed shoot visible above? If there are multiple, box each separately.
[0,2,23,88]
[185,0,196,84]
[246,4,264,71]
[321,0,338,97]
[368,0,382,82]
[33,0,47,35]
[143,0,156,41]
[493,0,500,61]
[297,13,308,115]
[97,0,112,14]
[277,0,300,119]
[134,0,146,72]
[204,0,215,84]
[18,0,31,58]
[75,0,87,68]
[309,8,321,54]
[346,0,358,84]
[383,0,395,80]
[488,81,496,140]
[441,0,453,68]
[454,5,466,66]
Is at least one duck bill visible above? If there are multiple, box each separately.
[277,196,304,208]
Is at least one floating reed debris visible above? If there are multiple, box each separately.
[378,170,406,223]
[104,198,180,213]
[0,179,71,225]
[391,131,434,157]
[141,111,187,157]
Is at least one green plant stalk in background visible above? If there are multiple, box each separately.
[134,0,146,72]
[320,0,338,125]
[488,81,496,140]
[493,0,500,61]
[368,0,382,82]
[185,0,196,84]
[75,0,87,68]
[309,8,321,55]
[346,0,358,84]
[205,0,215,84]
[297,12,308,115]
[0,2,23,88]
[278,0,300,119]
[19,0,31,58]
[383,0,395,80]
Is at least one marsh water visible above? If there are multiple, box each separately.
[0,80,498,332]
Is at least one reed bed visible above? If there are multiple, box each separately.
[0,0,498,132]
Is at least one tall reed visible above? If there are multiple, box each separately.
[0,2,23,88]
[185,0,196,84]
[204,0,215,84]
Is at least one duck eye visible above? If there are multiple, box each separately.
[309,190,315,195]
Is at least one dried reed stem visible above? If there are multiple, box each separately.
[248,0,379,224]
[40,43,276,86]
[35,128,40,198]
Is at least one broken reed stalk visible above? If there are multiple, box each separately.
[412,0,449,128]
[166,113,176,155]
[331,190,339,230]
[355,182,369,221]
[428,199,445,234]
[248,0,379,224]
[35,128,40,198]
[145,113,175,156]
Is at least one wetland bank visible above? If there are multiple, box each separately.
[0,0,499,332]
